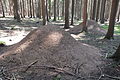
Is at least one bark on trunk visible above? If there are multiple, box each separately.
[82,0,88,32]
[91,0,97,20]
[71,0,75,25]
[64,0,70,29]
[100,0,106,24]
[96,0,101,22]
[41,0,46,25]
[104,0,119,39]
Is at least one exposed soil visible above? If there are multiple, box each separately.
[0,18,120,80]
[0,25,103,80]
[69,20,106,35]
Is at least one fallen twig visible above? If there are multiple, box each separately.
[23,60,38,72]
[104,74,120,80]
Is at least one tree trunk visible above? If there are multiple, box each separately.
[32,0,35,18]
[49,0,51,19]
[109,44,120,61]
[100,0,106,24]
[57,0,60,20]
[82,0,88,32]
[71,0,75,25]
[20,0,23,18]
[91,0,97,20]
[53,0,57,21]
[22,0,25,18]
[46,0,49,21]
[62,0,64,18]
[64,0,70,29]
[0,0,5,17]
[38,0,42,19]
[8,0,13,15]
[27,0,30,17]
[79,0,82,20]
[104,0,119,39]
[30,0,32,18]
[13,0,21,22]
[117,6,120,22]
[96,0,100,22]
[41,0,46,25]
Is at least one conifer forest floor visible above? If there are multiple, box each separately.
[0,17,120,80]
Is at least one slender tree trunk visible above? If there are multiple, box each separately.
[82,0,88,32]
[104,0,119,39]
[71,0,75,25]
[91,0,97,20]
[117,6,120,22]
[46,0,49,21]
[49,0,51,19]
[13,0,21,22]
[32,0,35,17]
[41,0,46,25]
[79,0,82,20]
[8,0,13,15]
[37,0,41,18]
[20,0,23,18]
[90,0,93,19]
[62,0,64,18]
[27,0,30,17]
[22,0,25,18]
[30,0,32,18]
[100,0,106,24]
[64,0,70,29]
[0,0,5,17]
[53,0,57,21]
[57,0,60,20]
[96,0,100,22]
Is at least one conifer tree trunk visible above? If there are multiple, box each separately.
[41,0,46,25]
[62,0,64,18]
[13,0,21,22]
[0,0,5,17]
[71,0,75,25]
[27,0,30,17]
[38,0,42,19]
[49,0,51,19]
[8,0,13,15]
[22,0,25,18]
[57,0,60,20]
[96,0,100,22]
[64,0,70,29]
[91,0,97,20]
[117,7,120,22]
[104,0,119,39]
[30,0,32,18]
[100,0,106,24]
[20,0,23,18]
[46,0,49,21]
[53,0,57,21]
[82,0,88,32]
[32,0,35,18]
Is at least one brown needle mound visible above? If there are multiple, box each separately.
[69,20,106,35]
[0,25,102,80]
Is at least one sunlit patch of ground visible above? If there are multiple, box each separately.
[0,30,30,45]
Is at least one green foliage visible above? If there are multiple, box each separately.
[101,25,120,35]
[0,41,6,46]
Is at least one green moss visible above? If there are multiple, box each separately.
[0,41,6,46]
